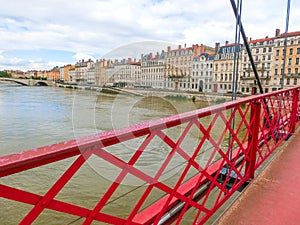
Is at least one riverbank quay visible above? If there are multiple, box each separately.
[216,127,300,225]
[55,82,245,102]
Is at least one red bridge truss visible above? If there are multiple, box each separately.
[1,87,299,224]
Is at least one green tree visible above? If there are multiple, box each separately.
[0,71,11,78]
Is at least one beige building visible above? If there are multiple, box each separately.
[74,59,94,84]
[213,42,242,94]
[94,59,108,86]
[240,37,275,94]
[272,29,300,90]
[105,58,141,87]
[165,44,215,91]
[140,51,166,89]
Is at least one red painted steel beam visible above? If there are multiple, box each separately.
[132,144,247,224]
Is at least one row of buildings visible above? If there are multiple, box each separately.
[6,28,300,95]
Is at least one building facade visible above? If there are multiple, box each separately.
[240,37,275,94]
[191,53,215,92]
[213,42,242,94]
[273,29,300,90]
[140,51,166,89]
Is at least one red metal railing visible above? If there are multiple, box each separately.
[0,87,299,224]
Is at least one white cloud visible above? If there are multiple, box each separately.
[72,53,96,62]
[0,0,300,70]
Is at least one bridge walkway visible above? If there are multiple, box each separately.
[216,128,300,225]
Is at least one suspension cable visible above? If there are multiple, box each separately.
[281,0,291,89]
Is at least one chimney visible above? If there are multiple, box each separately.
[156,52,159,59]
[225,41,229,46]
[167,46,171,52]
[275,28,280,37]
[215,42,220,54]
[178,45,181,50]
[200,44,205,54]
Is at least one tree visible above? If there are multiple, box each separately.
[0,71,11,78]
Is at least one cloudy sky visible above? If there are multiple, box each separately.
[1,0,299,71]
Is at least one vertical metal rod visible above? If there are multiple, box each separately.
[229,0,263,94]
[230,0,271,118]
[229,0,242,164]
[231,0,242,100]
[281,0,291,89]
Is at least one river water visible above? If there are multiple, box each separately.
[2,83,226,224]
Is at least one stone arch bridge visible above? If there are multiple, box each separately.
[0,78,50,86]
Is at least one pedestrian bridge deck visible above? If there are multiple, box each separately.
[217,128,300,225]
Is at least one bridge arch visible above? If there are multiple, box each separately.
[0,78,28,86]
[34,81,48,86]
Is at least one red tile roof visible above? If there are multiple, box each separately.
[249,37,275,44]
[279,31,300,38]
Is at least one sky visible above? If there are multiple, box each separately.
[0,0,299,71]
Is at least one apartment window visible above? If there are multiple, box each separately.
[263,48,266,53]
[296,58,299,65]
[268,55,271,60]
[276,49,280,56]
[256,48,259,53]
[221,74,223,81]
[297,48,300,54]
[294,78,297,85]
[287,78,290,85]
[288,58,292,65]
[268,47,272,52]
[288,68,291,74]
[289,48,293,55]
[255,56,259,61]
[262,55,266,60]
[295,68,299,74]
